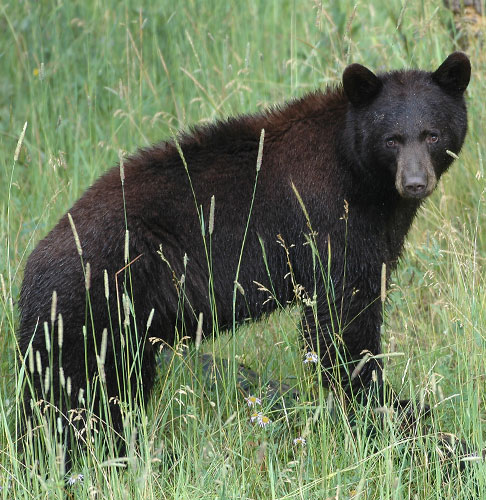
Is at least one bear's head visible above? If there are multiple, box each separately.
[342,52,471,200]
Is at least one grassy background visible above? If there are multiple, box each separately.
[1,0,486,498]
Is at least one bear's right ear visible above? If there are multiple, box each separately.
[343,63,383,106]
[432,52,471,94]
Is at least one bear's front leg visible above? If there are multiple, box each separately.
[302,279,429,428]
[302,281,385,406]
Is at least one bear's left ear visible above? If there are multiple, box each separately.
[343,63,383,106]
[432,52,471,94]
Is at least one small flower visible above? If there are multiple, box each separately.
[303,351,318,364]
[245,395,262,407]
[293,436,306,447]
[250,411,271,427]
[250,411,263,423]
[258,414,272,427]
[67,473,84,486]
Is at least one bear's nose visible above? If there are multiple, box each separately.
[404,177,426,196]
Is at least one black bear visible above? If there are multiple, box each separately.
[19,53,470,452]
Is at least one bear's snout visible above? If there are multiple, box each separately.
[395,146,437,199]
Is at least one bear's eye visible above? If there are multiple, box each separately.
[426,134,439,144]
[386,138,397,148]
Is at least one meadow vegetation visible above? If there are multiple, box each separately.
[0,1,485,498]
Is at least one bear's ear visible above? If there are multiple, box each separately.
[432,52,471,94]
[343,63,383,106]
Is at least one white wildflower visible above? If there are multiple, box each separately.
[245,395,261,407]
[293,436,306,447]
[303,351,318,364]
[67,473,84,486]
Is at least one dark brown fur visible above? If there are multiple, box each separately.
[18,53,470,456]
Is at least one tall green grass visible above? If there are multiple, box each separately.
[1,0,485,498]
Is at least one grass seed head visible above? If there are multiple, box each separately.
[85,262,91,290]
[14,122,27,162]
[209,195,215,235]
[147,308,155,331]
[57,313,64,348]
[67,213,83,256]
[256,128,265,172]
[380,262,387,303]
[0,273,5,301]
[122,293,131,326]
[119,149,125,184]
[50,290,57,324]
[195,312,203,350]
[57,416,63,435]
[124,230,130,263]
[99,328,108,365]
[104,269,109,300]
[59,367,65,388]
[43,368,50,393]
[43,322,51,353]
[27,348,34,373]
